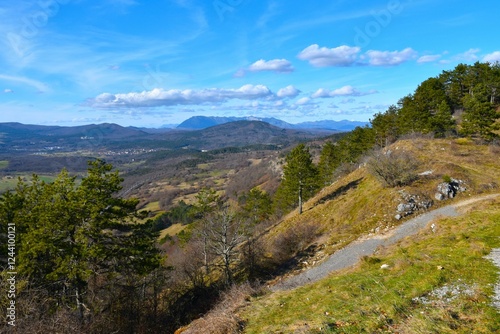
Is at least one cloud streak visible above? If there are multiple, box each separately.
[86,84,274,108]
[364,48,418,66]
[0,74,50,92]
[298,44,361,67]
[312,85,377,98]
[298,44,418,67]
[248,59,294,73]
[417,54,442,63]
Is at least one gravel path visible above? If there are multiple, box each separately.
[485,248,500,310]
[272,194,499,291]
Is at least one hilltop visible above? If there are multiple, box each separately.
[161,120,332,150]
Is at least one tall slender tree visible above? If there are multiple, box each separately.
[461,95,499,140]
[274,144,320,215]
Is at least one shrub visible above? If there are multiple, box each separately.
[367,150,420,187]
[455,137,472,145]
[442,174,452,183]
[271,221,321,264]
[333,162,358,180]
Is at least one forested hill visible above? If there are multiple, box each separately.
[315,62,500,186]
[370,61,500,142]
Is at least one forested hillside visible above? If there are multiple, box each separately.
[1,62,499,333]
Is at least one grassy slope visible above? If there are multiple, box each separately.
[0,174,56,193]
[241,138,500,333]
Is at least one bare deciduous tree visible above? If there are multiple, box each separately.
[204,209,244,286]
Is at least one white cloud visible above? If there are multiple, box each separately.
[483,51,500,63]
[417,54,441,63]
[311,85,377,98]
[364,48,417,66]
[248,59,294,73]
[4,88,14,93]
[295,97,311,105]
[297,44,360,67]
[456,48,480,61]
[86,84,273,108]
[298,44,419,67]
[277,85,300,98]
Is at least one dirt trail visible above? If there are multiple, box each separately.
[271,193,499,292]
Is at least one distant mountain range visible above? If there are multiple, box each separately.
[0,119,350,155]
[175,116,368,131]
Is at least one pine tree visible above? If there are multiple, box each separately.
[431,100,456,137]
[274,144,320,215]
[239,188,272,224]
[371,105,400,147]
[318,141,340,186]
[1,160,160,324]
[461,95,499,140]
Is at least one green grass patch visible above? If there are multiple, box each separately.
[242,199,500,333]
[0,160,8,169]
[39,175,56,183]
[159,223,187,239]
[0,174,56,193]
[0,177,18,193]
[136,201,164,224]
[143,201,161,212]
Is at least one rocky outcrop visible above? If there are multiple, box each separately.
[435,179,466,201]
[394,178,467,220]
[395,191,433,220]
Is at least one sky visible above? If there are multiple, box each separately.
[1,0,499,128]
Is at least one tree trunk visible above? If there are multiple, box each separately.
[76,287,85,324]
[298,183,303,214]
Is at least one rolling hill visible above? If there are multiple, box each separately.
[162,120,330,150]
[178,137,500,333]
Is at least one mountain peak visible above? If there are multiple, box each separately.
[176,116,367,131]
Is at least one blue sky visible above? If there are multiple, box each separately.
[1,0,499,127]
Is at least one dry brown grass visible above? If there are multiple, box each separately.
[179,283,261,334]
[258,137,500,263]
